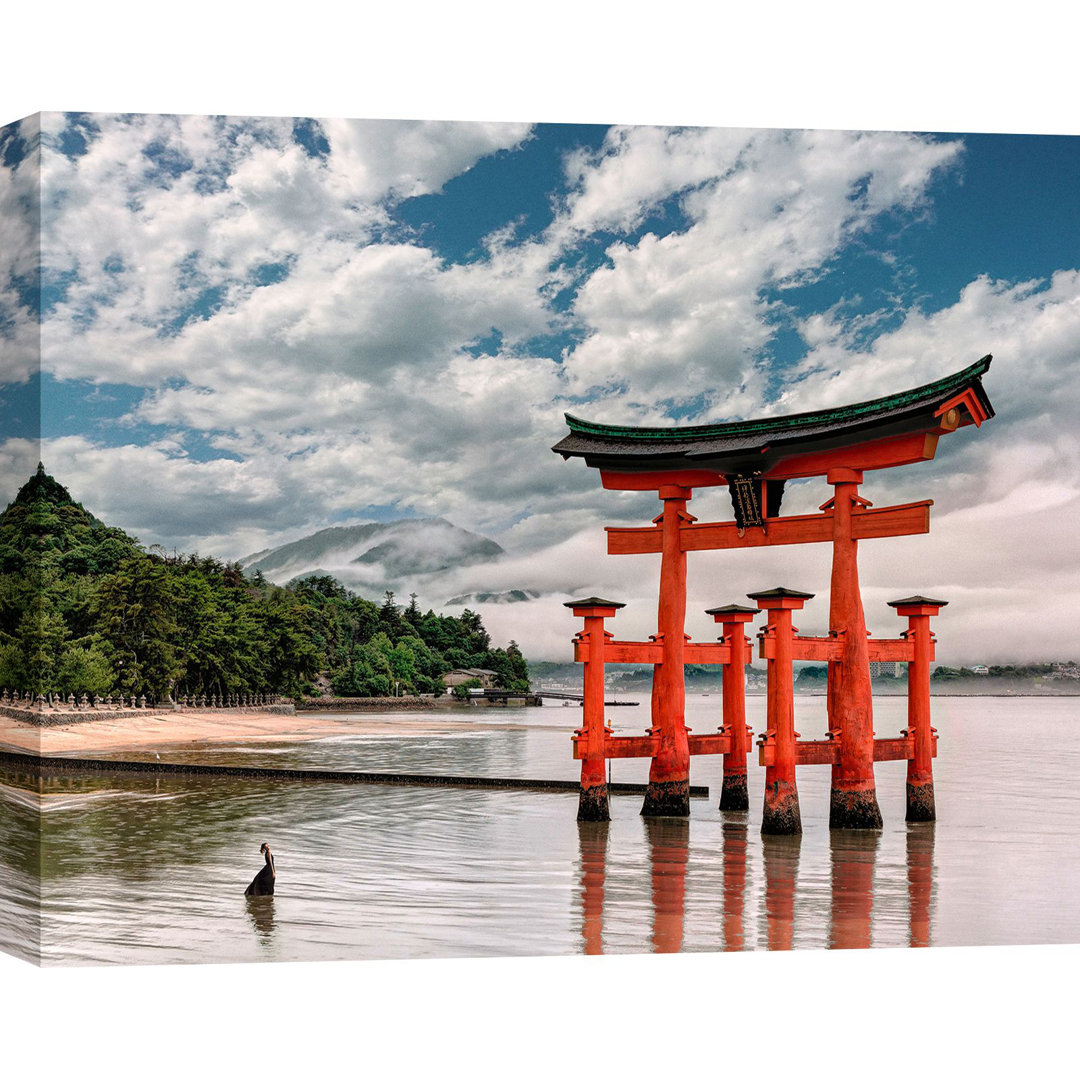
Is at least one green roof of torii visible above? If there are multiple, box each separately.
[552,356,994,475]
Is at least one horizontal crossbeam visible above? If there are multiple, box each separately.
[606,500,931,555]
[758,732,937,767]
[572,731,736,759]
[573,639,751,665]
[760,635,843,662]
[758,635,929,663]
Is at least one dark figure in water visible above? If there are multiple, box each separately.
[245,842,276,896]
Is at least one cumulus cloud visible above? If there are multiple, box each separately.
[0,114,41,386]
[554,127,962,414]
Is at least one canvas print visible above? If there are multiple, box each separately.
[1,113,1077,966]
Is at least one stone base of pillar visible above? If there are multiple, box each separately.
[577,784,611,822]
[719,771,749,812]
[762,781,801,834]
[641,779,690,818]
[829,784,883,829]
[905,779,936,822]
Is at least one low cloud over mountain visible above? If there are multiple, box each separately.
[240,517,506,598]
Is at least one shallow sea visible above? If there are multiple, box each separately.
[2,694,1079,965]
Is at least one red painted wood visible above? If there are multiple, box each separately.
[720,616,752,785]
[866,638,922,662]
[761,634,843,662]
[595,429,958,493]
[572,734,660,760]
[759,734,933,768]
[603,523,663,555]
[600,468,723,490]
[763,431,940,479]
[904,611,937,793]
[757,598,800,799]
[683,642,735,664]
[686,733,733,756]
[873,736,918,762]
[572,732,736,760]
[828,476,881,820]
[647,491,691,792]
[578,612,609,799]
[935,387,989,427]
[575,638,743,666]
[606,501,930,555]
[795,740,841,766]
[850,501,932,540]
[574,640,665,664]
[760,633,927,663]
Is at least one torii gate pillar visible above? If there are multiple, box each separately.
[752,587,812,835]
[826,468,883,830]
[642,485,693,818]
[890,595,948,822]
[707,604,757,811]
[566,597,624,822]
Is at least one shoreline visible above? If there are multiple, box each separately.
[4,690,1076,761]
[0,705,523,758]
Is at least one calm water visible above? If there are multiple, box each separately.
[3,694,1080,965]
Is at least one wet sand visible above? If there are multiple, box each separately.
[0,707,513,758]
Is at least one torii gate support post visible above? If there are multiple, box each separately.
[826,468,883,830]
[889,596,947,822]
[566,598,625,822]
[642,484,693,818]
[707,605,757,811]
[752,588,812,834]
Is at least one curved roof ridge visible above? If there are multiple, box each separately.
[563,355,993,442]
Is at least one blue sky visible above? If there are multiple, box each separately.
[1,113,1079,661]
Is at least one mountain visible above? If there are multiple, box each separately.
[240,517,506,596]
[0,462,137,576]
[445,589,540,606]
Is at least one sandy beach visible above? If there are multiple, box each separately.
[0,707,511,758]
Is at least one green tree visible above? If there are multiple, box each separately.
[92,554,183,698]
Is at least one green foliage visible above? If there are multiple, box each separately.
[0,466,527,700]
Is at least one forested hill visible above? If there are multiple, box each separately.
[0,466,528,701]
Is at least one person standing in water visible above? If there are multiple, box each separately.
[245,842,276,896]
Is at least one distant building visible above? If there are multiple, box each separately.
[443,668,498,688]
[869,661,903,678]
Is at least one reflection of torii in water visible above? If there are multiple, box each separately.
[245,842,276,896]
[575,818,936,952]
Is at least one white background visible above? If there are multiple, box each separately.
[1,3,1075,1076]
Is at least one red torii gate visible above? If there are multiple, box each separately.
[553,357,994,828]
[750,587,946,832]
[566,597,754,821]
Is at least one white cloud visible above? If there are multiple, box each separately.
[0,114,41,385]
[556,128,962,412]
[37,114,535,386]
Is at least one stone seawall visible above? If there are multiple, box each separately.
[293,696,436,712]
[1,704,297,727]
[0,748,710,797]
